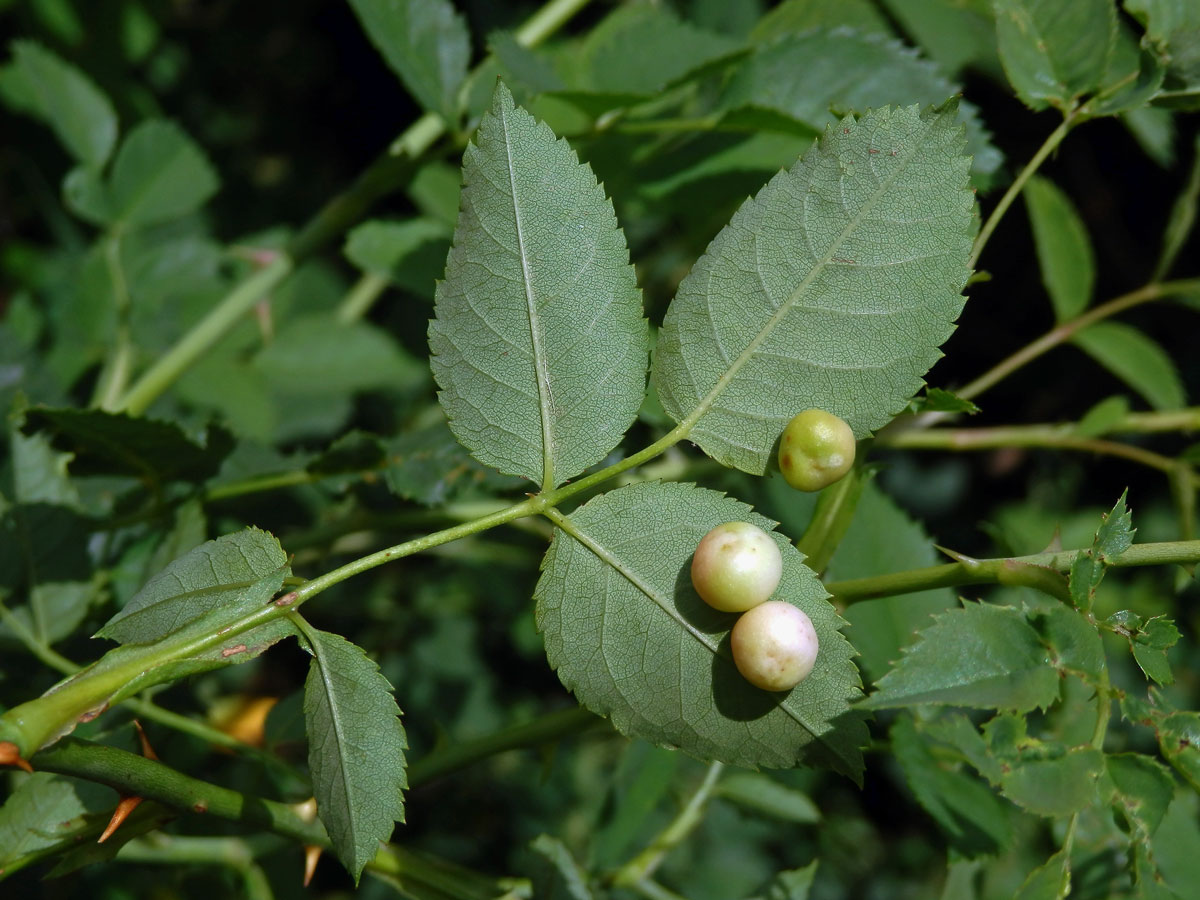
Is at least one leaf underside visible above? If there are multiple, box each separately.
[430,82,648,488]
[535,481,867,779]
[652,102,973,474]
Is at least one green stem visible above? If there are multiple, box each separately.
[92,230,136,411]
[880,424,1198,484]
[969,112,1078,271]
[116,835,279,900]
[795,466,866,574]
[612,761,725,888]
[408,706,601,787]
[336,270,392,323]
[32,737,328,846]
[116,256,294,416]
[824,539,1200,604]
[952,278,1200,406]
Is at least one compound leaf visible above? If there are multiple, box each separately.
[302,627,407,881]
[431,82,648,488]
[535,481,866,779]
[863,601,1060,712]
[348,0,469,122]
[652,103,973,474]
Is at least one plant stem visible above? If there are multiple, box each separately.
[879,424,1198,483]
[953,279,1200,404]
[824,539,1200,604]
[796,466,866,574]
[32,737,329,846]
[969,112,1078,271]
[407,706,601,787]
[336,271,392,323]
[613,761,724,888]
[116,255,294,416]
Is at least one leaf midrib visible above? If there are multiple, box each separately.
[498,99,556,490]
[679,107,943,437]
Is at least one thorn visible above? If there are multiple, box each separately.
[0,741,33,773]
[98,795,143,843]
[133,720,159,761]
[1041,527,1064,554]
[935,545,982,569]
[303,845,322,886]
[291,797,319,822]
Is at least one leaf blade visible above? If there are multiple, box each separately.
[652,103,974,474]
[430,82,649,487]
[303,628,407,881]
[1024,176,1095,321]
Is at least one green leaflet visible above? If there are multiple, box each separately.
[8,41,117,169]
[652,103,973,474]
[721,28,1003,183]
[993,0,1117,111]
[862,602,1061,712]
[1072,321,1187,410]
[98,528,287,645]
[302,627,407,881]
[347,0,469,123]
[430,82,649,488]
[1024,176,1095,321]
[534,481,867,779]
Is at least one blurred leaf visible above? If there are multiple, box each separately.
[999,746,1104,816]
[347,0,470,122]
[992,0,1116,111]
[106,119,219,227]
[528,834,593,900]
[383,421,522,507]
[535,481,867,777]
[572,1,742,96]
[1123,105,1177,167]
[591,741,680,868]
[1153,133,1200,279]
[22,407,233,482]
[759,861,818,900]
[1153,791,1200,897]
[343,218,451,299]
[1014,849,1070,900]
[1075,394,1130,437]
[302,627,407,881]
[830,482,958,684]
[1023,176,1094,321]
[1108,752,1175,837]
[716,771,821,823]
[98,527,286,645]
[751,0,892,41]
[1073,321,1187,410]
[862,602,1061,712]
[62,165,111,225]
[653,103,974,474]
[909,387,981,415]
[892,716,1014,857]
[430,83,649,488]
[10,40,117,169]
[255,314,426,395]
[722,29,1002,183]
[880,0,1003,79]
[1127,0,1200,90]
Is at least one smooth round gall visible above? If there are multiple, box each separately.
[730,601,819,692]
[778,408,856,492]
[690,521,783,613]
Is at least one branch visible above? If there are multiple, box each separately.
[824,539,1200,604]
